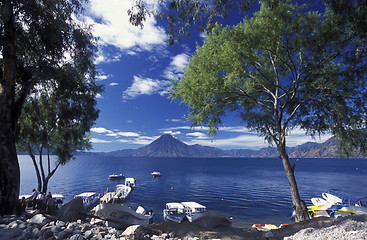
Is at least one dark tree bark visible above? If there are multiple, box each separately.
[0,0,20,215]
[277,140,309,221]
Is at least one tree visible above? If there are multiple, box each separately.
[129,0,253,44]
[170,0,367,221]
[17,78,101,194]
[0,0,97,214]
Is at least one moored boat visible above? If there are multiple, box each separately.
[181,201,231,228]
[181,201,207,222]
[305,190,367,219]
[151,171,161,177]
[114,184,132,202]
[108,174,125,180]
[74,192,100,210]
[163,202,186,223]
[100,184,132,203]
[94,202,153,228]
[125,178,136,188]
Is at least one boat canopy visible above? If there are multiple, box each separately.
[181,201,206,212]
[166,202,184,210]
[74,192,97,198]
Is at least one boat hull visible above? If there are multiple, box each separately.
[94,203,153,228]
[163,209,186,223]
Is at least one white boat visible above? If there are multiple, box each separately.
[163,202,186,223]
[181,201,231,228]
[51,194,65,209]
[108,174,125,180]
[151,171,161,177]
[113,184,132,201]
[181,201,207,222]
[100,184,132,204]
[311,197,331,206]
[307,190,367,219]
[125,178,136,188]
[74,192,100,210]
[94,202,153,228]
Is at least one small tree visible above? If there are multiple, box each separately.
[17,79,101,193]
[171,0,367,221]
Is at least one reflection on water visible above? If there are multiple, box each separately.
[19,155,367,226]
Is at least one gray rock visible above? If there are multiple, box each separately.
[50,225,61,234]
[39,226,54,239]
[73,229,82,235]
[265,231,274,238]
[57,230,71,239]
[56,220,66,227]
[58,198,86,222]
[27,213,49,225]
[84,230,93,239]
[122,225,140,238]
[80,223,92,232]
[32,227,40,238]
[69,233,85,240]
[18,222,28,229]
[0,228,22,239]
[7,220,18,228]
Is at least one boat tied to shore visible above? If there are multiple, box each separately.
[94,202,153,228]
[163,202,186,223]
[125,178,136,188]
[164,201,231,228]
[74,192,100,210]
[295,190,367,220]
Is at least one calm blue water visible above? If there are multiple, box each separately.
[18,155,367,227]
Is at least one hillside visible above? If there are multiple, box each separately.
[102,134,367,158]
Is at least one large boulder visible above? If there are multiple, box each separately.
[58,198,86,222]
[192,211,232,230]
[27,214,49,225]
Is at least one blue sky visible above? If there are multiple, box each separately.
[82,0,331,152]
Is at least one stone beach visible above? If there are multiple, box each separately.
[1,210,367,240]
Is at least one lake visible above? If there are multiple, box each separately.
[18,155,367,227]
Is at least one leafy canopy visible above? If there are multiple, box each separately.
[171,0,367,151]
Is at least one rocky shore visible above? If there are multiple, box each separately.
[1,210,366,240]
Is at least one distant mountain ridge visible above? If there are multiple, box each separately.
[101,134,367,158]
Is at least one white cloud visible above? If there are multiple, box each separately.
[162,130,181,136]
[96,74,110,81]
[109,82,119,86]
[96,93,103,99]
[186,132,209,139]
[117,132,140,137]
[91,127,113,134]
[91,138,112,143]
[123,76,170,99]
[184,134,269,149]
[84,0,167,61]
[163,53,190,80]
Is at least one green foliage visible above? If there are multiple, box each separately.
[171,0,367,152]
[17,78,101,164]
[129,0,253,44]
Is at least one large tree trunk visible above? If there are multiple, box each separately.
[0,0,19,215]
[277,142,310,221]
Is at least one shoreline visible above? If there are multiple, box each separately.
[1,210,366,240]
